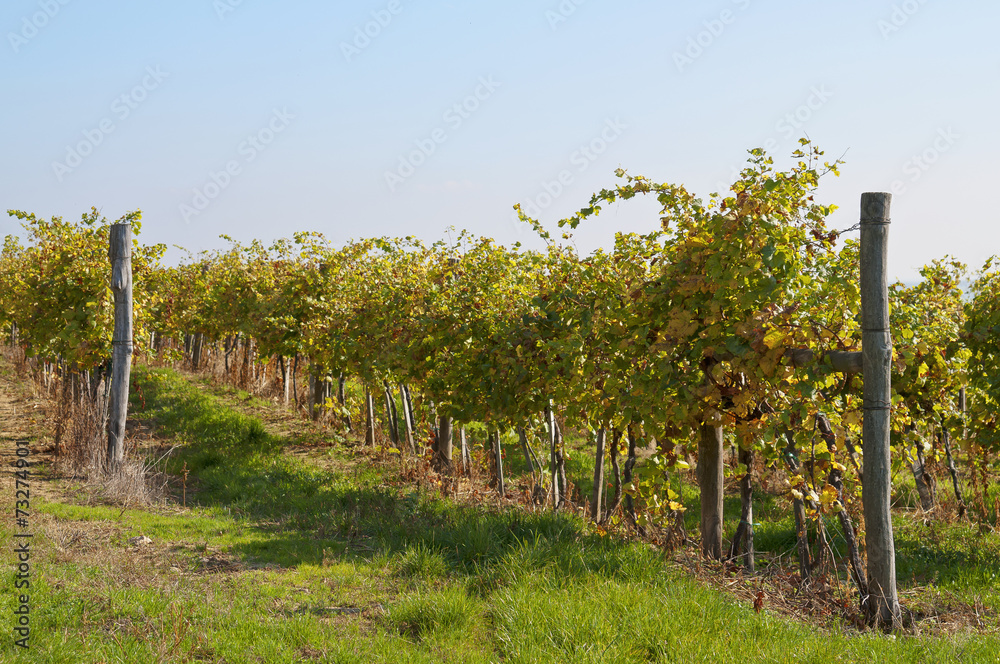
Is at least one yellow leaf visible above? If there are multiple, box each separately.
[763,328,786,349]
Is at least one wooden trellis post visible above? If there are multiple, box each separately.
[547,402,560,510]
[859,192,900,629]
[106,223,133,471]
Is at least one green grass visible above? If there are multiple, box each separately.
[3,364,1000,662]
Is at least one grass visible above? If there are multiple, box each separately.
[2,364,1000,662]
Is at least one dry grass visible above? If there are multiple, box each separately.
[58,397,172,507]
[0,346,173,508]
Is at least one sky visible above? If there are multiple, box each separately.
[1,0,996,281]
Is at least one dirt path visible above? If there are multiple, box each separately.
[0,363,65,505]
[0,371,32,503]
[0,372,28,442]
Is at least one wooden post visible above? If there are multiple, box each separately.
[364,388,375,446]
[383,382,400,447]
[436,415,453,474]
[106,223,133,471]
[493,430,505,497]
[278,356,288,407]
[308,372,317,420]
[403,384,416,434]
[460,427,471,475]
[697,422,724,559]
[547,402,560,510]
[399,384,415,454]
[519,428,537,474]
[860,192,900,628]
[590,428,606,521]
[192,332,204,370]
[338,374,352,431]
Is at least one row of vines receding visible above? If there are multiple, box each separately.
[3,142,1000,630]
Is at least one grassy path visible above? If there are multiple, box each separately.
[1,363,998,662]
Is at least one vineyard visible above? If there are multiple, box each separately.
[4,143,1000,659]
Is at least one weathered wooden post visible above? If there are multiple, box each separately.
[191,332,204,370]
[383,382,400,447]
[697,422,724,559]
[547,402,560,510]
[436,415,453,474]
[106,223,133,471]
[338,374,352,431]
[859,192,900,628]
[364,388,376,446]
[403,385,416,435]
[399,384,415,454]
[515,428,533,474]
[590,428,606,521]
[308,371,317,420]
[492,430,506,496]
[460,427,471,475]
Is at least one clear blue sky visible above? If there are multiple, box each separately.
[2,0,996,280]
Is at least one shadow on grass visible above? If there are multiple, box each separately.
[131,366,656,585]
[894,520,1000,592]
